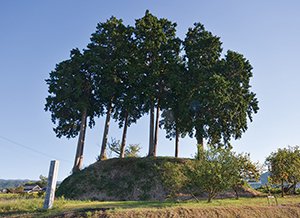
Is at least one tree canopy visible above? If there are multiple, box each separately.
[45,11,258,172]
[184,23,259,152]
[45,49,99,172]
[184,147,259,202]
[266,146,300,196]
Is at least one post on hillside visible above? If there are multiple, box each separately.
[43,160,59,209]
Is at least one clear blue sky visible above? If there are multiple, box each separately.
[1,1,300,181]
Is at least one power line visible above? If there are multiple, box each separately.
[0,135,72,163]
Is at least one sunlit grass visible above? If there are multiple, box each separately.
[1,193,300,217]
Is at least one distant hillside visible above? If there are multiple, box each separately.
[257,172,300,188]
[260,172,270,185]
[0,179,31,189]
[248,172,269,189]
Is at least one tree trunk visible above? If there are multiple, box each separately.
[281,179,284,197]
[196,134,204,160]
[153,100,160,157]
[175,126,179,158]
[148,103,155,157]
[120,111,129,158]
[72,108,87,173]
[100,101,112,160]
[293,181,297,195]
[208,192,212,203]
[208,190,216,203]
[233,186,239,199]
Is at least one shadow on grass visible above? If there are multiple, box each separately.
[0,210,38,217]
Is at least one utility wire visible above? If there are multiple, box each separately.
[0,135,72,163]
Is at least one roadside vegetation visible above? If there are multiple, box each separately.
[2,193,300,217]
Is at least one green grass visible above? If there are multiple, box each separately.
[1,193,300,217]
[56,157,190,201]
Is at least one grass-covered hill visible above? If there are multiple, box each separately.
[57,157,260,201]
[57,157,183,201]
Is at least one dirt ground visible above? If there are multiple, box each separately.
[49,204,300,218]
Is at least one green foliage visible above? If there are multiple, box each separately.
[45,49,98,138]
[36,175,47,188]
[45,11,259,169]
[13,186,24,193]
[159,61,189,143]
[126,144,142,158]
[235,153,260,182]
[230,153,260,199]
[102,138,142,158]
[106,138,122,157]
[135,11,183,155]
[256,185,282,195]
[134,10,181,107]
[184,23,259,147]
[185,147,259,202]
[0,196,43,214]
[185,147,236,202]
[57,158,176,201]
[231,153,260,187]
[266,146,300,196]
[87,16,144,160]
[3,193,300,217]
[160,161,188,198]
[24,175,48,189]
[87,16,140,123]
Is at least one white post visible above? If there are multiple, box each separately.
[43,160,59,209]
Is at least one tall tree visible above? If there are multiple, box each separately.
[45,49,98,172]
[113,77,145,158]
[135,10,181,156]
[184,22,223,153]
[87,17,134,160]
[111,34,146,158]
[160,60,190,157]
[184,23,259,155]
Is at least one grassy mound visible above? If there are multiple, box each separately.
[57,157,188,201]
[56,157,260,201]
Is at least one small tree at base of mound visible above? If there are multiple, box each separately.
[185,146,258,203]
[231,153,260,199]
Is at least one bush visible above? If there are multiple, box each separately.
[185,146,259,202]
[160,162,188,198]
[256,185,281,195]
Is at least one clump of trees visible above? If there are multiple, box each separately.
[162,147,259,202]
[266,146,300,197]
[45,11,258,173]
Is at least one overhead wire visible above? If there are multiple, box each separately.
[0,135,72,163]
